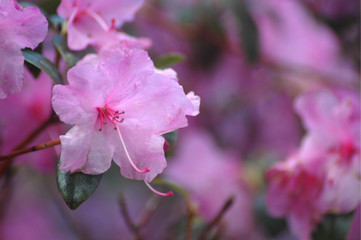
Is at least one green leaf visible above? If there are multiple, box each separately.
[22,50,63,85]
[163,131,178,157]
[49,15,67,34]
[312,213,354,240]
[229,1,259,64]
[154,53,185,69]
[52,34,96,68]
[52,34,78,68]
[24,44,43,78]
[56,159,103,210]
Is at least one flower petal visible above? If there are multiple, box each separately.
[59,125,93,172]
[112,124,166,182]
[81,125,115,174]
[0,47,24,98]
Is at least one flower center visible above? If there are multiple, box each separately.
[96,105,124,131]
[95,106,172,197]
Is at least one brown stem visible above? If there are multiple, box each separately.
[0,114,58,176]
[185,199,196,240]
[0,170,13,218]
[16,113,58,151]
[198,196,234,240]
[119,195,142,240]
[137,195,160,229]
[0,139,61,161]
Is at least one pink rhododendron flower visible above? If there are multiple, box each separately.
[52,47,199,193]
[266,90,360,240]
[296,90,360,213]
[266,153,324,240]
[0,0,48,98]
[165,130,254,238]
[57,0,145,50]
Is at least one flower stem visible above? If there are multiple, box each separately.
[119,195,143,240]
[198,196,234,240]
[0,139,61,161]
[0,113,58,176]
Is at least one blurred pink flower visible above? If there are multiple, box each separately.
[0,0,48,98]
[52,48,199,183]
[0,70,57,173]
[180,54,301,158]
[266,89,360,239]
[296,90,360,213]
[165,130,254,238]
[266,153,324,240]
[252,0,358,85]
[57,0,145,50]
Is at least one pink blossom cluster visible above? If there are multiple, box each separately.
[266,90,360,240]
[0,0,359,239]
[0,0,199,191]
[53,0,200,188]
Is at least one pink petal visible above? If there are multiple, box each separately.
[52,64,109,125]
[288,211,315,240]
[1,3,48,49]
[0,46,24,98]
[58,0,144,50]
[101,49,195,134]
[112,124,166,182]
[59,125,93,172]
[81,126,115,174]
[0,1,47,98]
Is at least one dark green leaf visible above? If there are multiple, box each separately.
[312,213,354,240]
[57,159,103,210]
[154,53,185,69]
[37,0,60,15]
[229,1,259,63]
[163,131,178,149]
[52,34,96,68]
[49,15,67,34]
[163,131,178,157]
[22,50,63,85]
[52,34,78,68]
[254,194,287,237]
[24,44,43,78]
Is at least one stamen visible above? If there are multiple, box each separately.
[116,127,150,174]
[86,10,112,31]
[144,181,173,197]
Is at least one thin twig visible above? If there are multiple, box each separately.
[185,198,196,240]
[0,170,13,218]
[15,113,58,150]
[0,113,58,176]
[198,196,234,240]
[55,48,61,69]
[137,195,161,229]
[0,139,60,161]
[119,195,142,240]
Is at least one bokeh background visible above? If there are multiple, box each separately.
[0,0,360,239]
